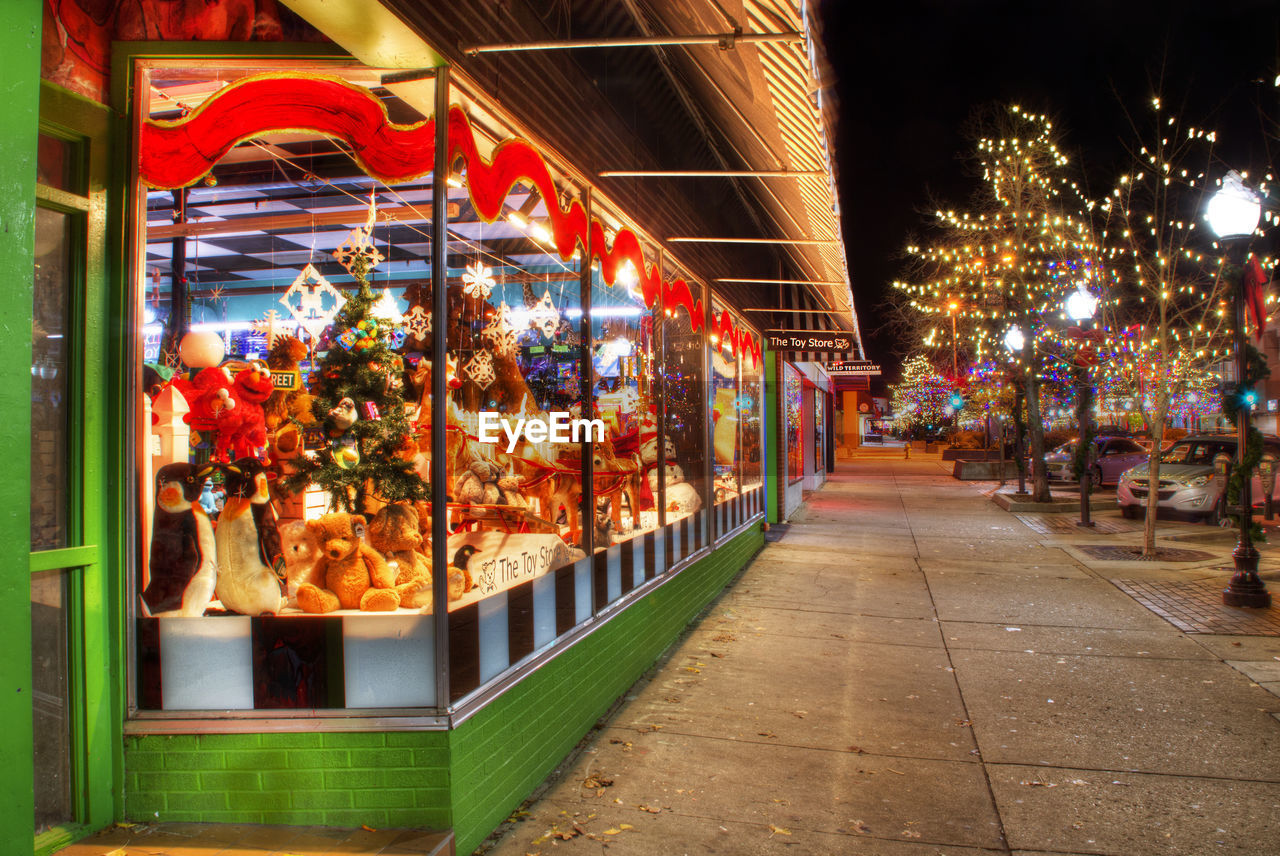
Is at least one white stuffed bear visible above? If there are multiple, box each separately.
[639,434,676,466]
[647,461,702,514]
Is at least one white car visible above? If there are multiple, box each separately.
[1116,435,1280,524]
[1045,436,1149,486]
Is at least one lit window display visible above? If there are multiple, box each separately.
[127,65,765,716]
[660,271,708,563]
[785,363,804,484]
[133,66,442,711]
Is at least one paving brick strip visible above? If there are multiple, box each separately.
[482,458,1280,856]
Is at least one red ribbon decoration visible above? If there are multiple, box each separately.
[138,74,765,364]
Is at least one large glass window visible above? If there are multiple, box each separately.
[128,64,751,715]
[133,65,440,712]
[661,272,707,561]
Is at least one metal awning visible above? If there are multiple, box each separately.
[280,0,861,354]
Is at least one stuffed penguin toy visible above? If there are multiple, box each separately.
[214,458,285,616]
[144,462,219,616]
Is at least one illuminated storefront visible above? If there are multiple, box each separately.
[8,2,858,853]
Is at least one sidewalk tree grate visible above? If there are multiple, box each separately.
[1116,578,1280,635]
[1017,515,1139,535]
[1075,544,1215,562]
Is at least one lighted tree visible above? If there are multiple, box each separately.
[1097,98,1259,554]
[893,105,1103,501]
[283,251,428,514]
[890,355,955,435]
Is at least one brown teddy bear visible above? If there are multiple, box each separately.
[278,519,323,607]
[295,512,400,613]
[368,504,433,608]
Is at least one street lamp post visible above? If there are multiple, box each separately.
[1207,171,1271,609]
[1005,325,1028,495]
[949,301,959,378]
[1065,285,1100,528]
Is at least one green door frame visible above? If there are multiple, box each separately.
[0,2,42,848]
[29,81,121,855]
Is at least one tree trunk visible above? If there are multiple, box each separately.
[1022,346,1051,502]
[1142,396,1169,556]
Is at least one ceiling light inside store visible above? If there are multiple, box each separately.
[508,211,529,229]
[529,221,553,244]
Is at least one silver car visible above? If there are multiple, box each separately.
[1045,436,1149,486]
[1116,435,1280,524]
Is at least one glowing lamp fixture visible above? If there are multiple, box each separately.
[1207,170,1261,239]
[1003,325,1025,352]
[1064,286,1098,322]
[178,330,225,368]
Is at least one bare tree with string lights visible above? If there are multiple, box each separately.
[1098,97,1263,556]
[893,104,1103,502]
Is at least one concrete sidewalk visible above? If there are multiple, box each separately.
[480,458,1280,855]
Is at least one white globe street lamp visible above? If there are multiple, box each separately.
[1003,325,1025,352]
[1064,286,1098,322]
[1062,285,1099,526]
[1207,170,1261,239]
[1207,169,1269,608]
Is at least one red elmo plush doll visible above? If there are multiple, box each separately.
[173,366,234,433]
[214,361,275,462]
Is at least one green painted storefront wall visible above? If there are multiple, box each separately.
[122,527,762,851]
[449,527,763,854]
[0,1,43,848]
[123,731,452,829]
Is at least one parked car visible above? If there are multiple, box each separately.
[1116,434,1280,524]
[1045,436,1149,486]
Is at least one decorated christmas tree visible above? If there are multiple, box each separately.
[282,215,427,514]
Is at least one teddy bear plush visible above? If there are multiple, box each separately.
[262,336,314,431]
[368,504,432,609]
[278,519,323,607]
[295,512,400,613]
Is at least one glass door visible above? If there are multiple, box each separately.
[31,111,110,853]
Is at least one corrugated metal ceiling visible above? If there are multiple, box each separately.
[288,0,861,351]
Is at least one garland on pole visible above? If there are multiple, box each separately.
[1224,340,1270,540]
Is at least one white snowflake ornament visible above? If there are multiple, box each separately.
[279,264,347,343]
[461,262,496,300]
[332,192,385,274]
[464,349,496,390]
[481,301,518,357]
[529,289,561,339]
[403,305,432,339]
[251,309,291,349]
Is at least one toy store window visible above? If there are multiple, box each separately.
[710,299,741,512]
[785,363,805,486]
[441,111,594,704]
[132,65,444,714]
[659,268,708,564]
[738,319,764,501]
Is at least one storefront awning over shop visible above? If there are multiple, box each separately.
[281,0,862,356]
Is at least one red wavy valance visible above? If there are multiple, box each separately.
[139,74,764,364]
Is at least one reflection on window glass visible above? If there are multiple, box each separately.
[711,305,739,506]
[32,206,72,551]
[588,259,656,548]
[814,388,825,471]
[37,134,75,193]
[740,338,763,494]
[32,569,71,835]
[786,364,804,484]
[662,278,706,546]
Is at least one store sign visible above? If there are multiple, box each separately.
[824,360,882,376]
[477,411,606,453]
[765,329,855,353]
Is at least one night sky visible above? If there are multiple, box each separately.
[821,0,1280,389]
